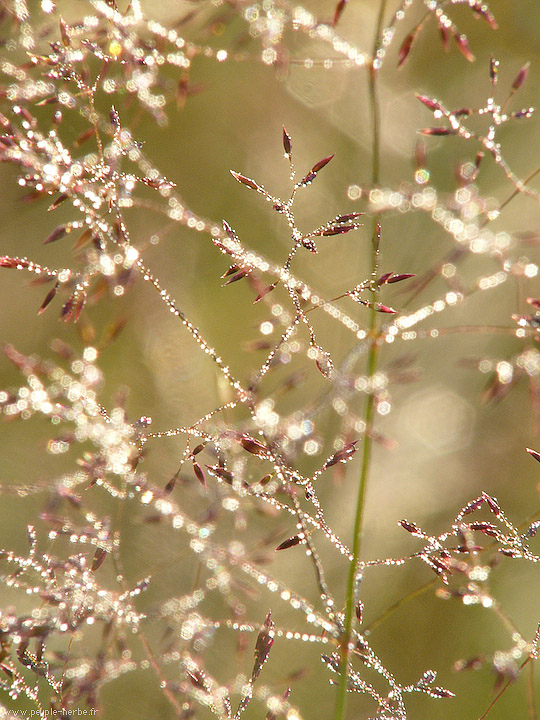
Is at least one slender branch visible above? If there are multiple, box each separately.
[363,578,439,634]
[139,633,185,716]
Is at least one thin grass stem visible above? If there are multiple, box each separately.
[334,2,387,717]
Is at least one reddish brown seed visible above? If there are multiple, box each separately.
[100,317,128,348]
[512,108,534,119]
[222,220,236,239]
[73,126,96,147]
[416,94,444,113]
[230,170,260,191]
[186,668,207,692]
[399,519,420,534]
[110,106,120,129]
[205,465,233,484]
[454,32,475,62]
[490,57,499,84]
[61,292,86,323]
[398,31,416,68]
[38,283,59,315]
[193,462,206,490]
[387,273,415,284]
[59,18,70,47]
[221,264,240,278]
[239,434,268,457]
[44,225,68,244]
[472,3,498,29]
[314,347,334,378]
[72,228,93,251]
[311,154,334,174]
[440,25,450,50]
[164,472,179,494]
[462,497,484,515]
[335,212,363,223]
[324,441,358,468]
[276,535,301,551]
[298,171,316,187]
[244,339,273,351]
[482,492,501,516]
[0,665,14,679]
[321,225,356,236]
[252,611,275,680]
[377,272,414,286]
[469,522,499,538]
[222,270,249,286]
[91,548,107,571]
[426,557,450,579]
[282,126,292,156]
[499,547,521,558]
[429,687,455,699]
[420,127,455,136]
[332,0,348,26]
[0,256,23,268]
[47,193,69,211]
[374,303,397,314]
[19,107,35,126]
[512,62,530,91]
[254,283,277,303]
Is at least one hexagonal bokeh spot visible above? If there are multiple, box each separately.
[401,385,475,454]
[286,64,348,109]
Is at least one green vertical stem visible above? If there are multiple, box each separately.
[334,1,387,718]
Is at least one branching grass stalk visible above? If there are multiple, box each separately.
[404,159,540,309]
[2,4,540,718]
[334,2,387,718]
[478,655,534,720]
[366,505,540,635]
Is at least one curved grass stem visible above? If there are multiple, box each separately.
[334,2,387,717]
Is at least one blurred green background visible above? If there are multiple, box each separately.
[1,1,540,718]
